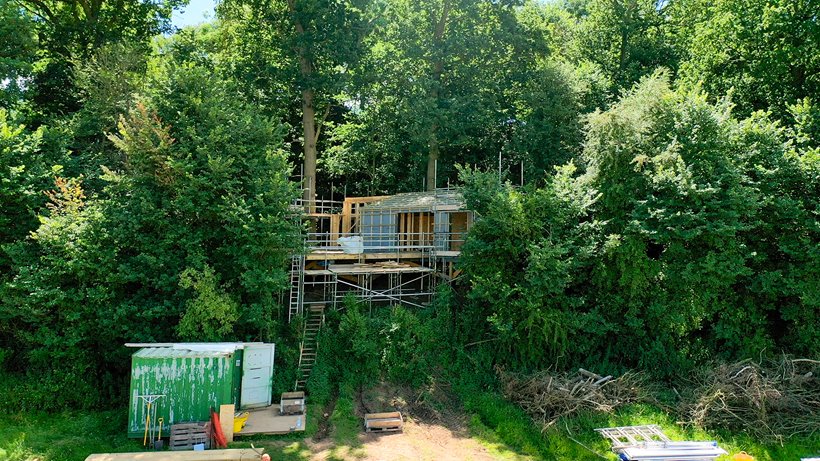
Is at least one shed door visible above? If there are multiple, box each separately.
[240,344,275,409]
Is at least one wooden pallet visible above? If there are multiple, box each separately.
[169,422,211,451]
[280,391,306,415]
[364,412,403,433]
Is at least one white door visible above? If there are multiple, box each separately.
[240,343,275,409]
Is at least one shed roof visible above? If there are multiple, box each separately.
[133,347,234,359]
[362,190,465,210]
[132,342,246,358]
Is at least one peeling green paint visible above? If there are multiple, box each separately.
[127,348,242,438]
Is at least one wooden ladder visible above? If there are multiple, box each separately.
[295,304,324,391]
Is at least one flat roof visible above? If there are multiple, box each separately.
[129,342,259,358]
[133,347,235,359]
[362,190,465,210]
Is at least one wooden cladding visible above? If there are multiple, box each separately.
[448,211,472,251]
[397,212,434,248]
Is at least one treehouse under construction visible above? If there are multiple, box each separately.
[288,189,474,322]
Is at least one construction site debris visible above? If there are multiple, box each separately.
[596,425,727,460]
[497,366,650,430]
[681,357,820,443]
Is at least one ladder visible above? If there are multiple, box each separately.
[295,304,325,391]
[288,255,304,322]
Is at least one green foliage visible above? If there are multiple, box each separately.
[0,111,50,270]
[672,0,820,120]
[459,72,819,375]
[0,0,36,109]
[459,165,603,368]
[336,301,383,386]
[1,58,301,407]
[574,0,676,91]
[177,265,239,341]
[462,391,549,459]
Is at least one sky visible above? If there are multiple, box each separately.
[172,0,218,28]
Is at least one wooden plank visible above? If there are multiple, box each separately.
[219,404,234,443]
[342,200,352,234]
[368,420,402,429]
[344,195,390,204]
[366,412,402,419]
[364,411,403,433]
[306,251,426,261]
[86,449,264,461]
[330,214,341,243]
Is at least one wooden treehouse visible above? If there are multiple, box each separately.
[288,189,473,390]
[288,189,473,322]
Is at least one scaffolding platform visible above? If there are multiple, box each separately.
[288,190,473,321]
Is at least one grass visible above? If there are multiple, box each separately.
[0,409,142,461]
[460,389,820,461]
[1,388,817,461]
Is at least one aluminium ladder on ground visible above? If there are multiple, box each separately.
[596,425,727,461]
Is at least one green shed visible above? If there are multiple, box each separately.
[127,343,275,438]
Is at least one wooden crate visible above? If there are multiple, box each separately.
[169,422,211,451]
[364,412,403,433]
[280,391,306,415]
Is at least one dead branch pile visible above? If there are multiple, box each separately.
[681,357,820,443]
[497,366,652,431]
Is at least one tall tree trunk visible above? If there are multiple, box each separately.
[427,127,439,191]
[426,0,450,192]
[302,88,317,213]
[616,0,632,85]
[289,0,317,213]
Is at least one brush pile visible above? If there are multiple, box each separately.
[682,357,820,443]
[497,366,651,431]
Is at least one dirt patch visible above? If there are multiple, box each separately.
[357,381,460,427]
[313,393,338,442]
[356,419,501,461]
[305,417,530,461]
[301,382,532,461]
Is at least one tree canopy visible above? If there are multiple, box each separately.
[0,0,816,408]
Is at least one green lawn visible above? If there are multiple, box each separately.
[463,391,820,461]
[2,398,817,461]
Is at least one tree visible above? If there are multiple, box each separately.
[0,0,36,109]
[458,72,819,373]
[2,60,301,408]
[331,0,562,192]
[13,0,183,119]
[218,0,371,209]
[573,0,676,92]
[672,0,820,121]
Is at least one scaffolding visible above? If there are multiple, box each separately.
[288,189,473,321]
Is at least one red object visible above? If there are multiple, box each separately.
[210,410,228,448]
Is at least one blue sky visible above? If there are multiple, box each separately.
[172,0,218,28]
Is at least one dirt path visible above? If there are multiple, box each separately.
[305,418,532,461]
